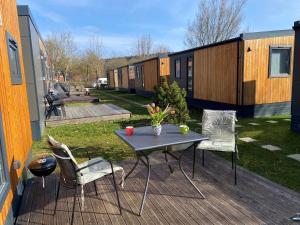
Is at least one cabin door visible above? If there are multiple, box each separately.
[186,56,193,98]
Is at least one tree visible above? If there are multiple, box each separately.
[45,32,76,81]
[84,37,105,82]
[132,35,153,58]
[154,77,190,124]
[185,0,246,48]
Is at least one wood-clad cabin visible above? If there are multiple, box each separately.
[134,54,170,97]
[107,69,115,88]
[117,65,129,91]
[0,0,32,223]
[18,5,49,140]
[170,30,294,117]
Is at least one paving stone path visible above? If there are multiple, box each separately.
[266,120,278,124]
[248,122,260,126]
[261,145,281,151]
[239,137,257,143]
[288,154,300,162]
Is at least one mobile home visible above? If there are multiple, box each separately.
[0,0,32,223]
[117,65,129,92]
[134,54,170,97]
[18,5,50,140]
[170,30,294,117]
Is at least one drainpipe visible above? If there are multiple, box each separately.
[291,21,300,133]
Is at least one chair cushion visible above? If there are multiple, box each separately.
[197,140,235,152]
[77,157,123,185]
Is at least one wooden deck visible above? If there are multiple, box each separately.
[16,151,300,225]
[46,104,131,127]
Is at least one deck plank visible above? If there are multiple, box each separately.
[46,104,131,127]
[16,151,300,225]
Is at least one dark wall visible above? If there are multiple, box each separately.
[134,63,143,91]
[169,51,194,94]
[292,21,300,133]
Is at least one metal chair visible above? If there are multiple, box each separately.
[44,93,66,119]
[47,136,124,224]
[196,110,238,184]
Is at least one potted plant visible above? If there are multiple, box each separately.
[146,103,174,136]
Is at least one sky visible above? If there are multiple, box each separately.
[16,0,300,58]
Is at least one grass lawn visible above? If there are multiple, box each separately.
[34,89,300,193]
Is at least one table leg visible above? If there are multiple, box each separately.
[120,156,140,185]
[164,150,173,174]
[138,152,150,216]
[179,145,205,199]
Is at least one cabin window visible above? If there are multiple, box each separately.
[175,59,181,78]
[141,65,145,88]
[6,32,22,85]
[269,46,292,77]
[136,66,141,79]
[0,112,9,209]
[187,57,193,92]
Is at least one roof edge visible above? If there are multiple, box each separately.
[240,29,294,40]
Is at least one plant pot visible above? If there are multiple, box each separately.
[152,125,162,136]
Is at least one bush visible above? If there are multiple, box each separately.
[154,77,190,124]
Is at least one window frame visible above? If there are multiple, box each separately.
[268,45,292,78]
[136,66,140,79]
[186,56,193,93]
[141,65,145,88]
[6,31,22,85]
[0,112,10,211]
[175,59,181,78]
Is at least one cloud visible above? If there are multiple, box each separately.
[17,0,68,26]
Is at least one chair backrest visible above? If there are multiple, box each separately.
[202,110,236,143]
[48,136,78,185]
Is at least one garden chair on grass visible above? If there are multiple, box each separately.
[47,136,124,224]
[196,110,238,184]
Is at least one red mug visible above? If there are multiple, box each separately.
[125,126,134,136]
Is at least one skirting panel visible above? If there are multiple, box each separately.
[187,98,291,117]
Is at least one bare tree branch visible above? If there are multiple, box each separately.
[184,0,246,48]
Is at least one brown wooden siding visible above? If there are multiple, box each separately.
[144,59,158,92]
[108,70,115,88]
[242,36,294,105]
[159,57,170,76]
[0,0,32,223]
[194,41,239,105]
[121,66,129,89]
